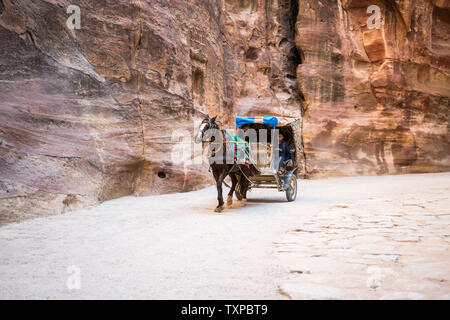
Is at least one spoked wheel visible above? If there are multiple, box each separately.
[286,175,297,202]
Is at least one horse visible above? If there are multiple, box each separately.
[194,115,250,212]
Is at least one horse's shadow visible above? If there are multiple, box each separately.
[195,198,288,214]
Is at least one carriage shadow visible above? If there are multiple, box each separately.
[246,198,286,204]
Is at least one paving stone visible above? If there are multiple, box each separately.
[392,234,421,242]
[289,257,362,274]
[334,204,349,208]
[279,282,345,300]
[289,265,311,274]
[404,262,450,281]
[276,186,450,300]
[352,243,397,255]
[399,280,443,293]
[380,292,425,300]
[293,226,323,233]
[362,254,400,263]
[439,293,450,300]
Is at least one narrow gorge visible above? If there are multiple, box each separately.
[0,0,449,223]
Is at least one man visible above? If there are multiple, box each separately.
[277,131,292,174]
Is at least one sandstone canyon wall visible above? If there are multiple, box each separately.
[297,0,450,177]
[0,0,448,223]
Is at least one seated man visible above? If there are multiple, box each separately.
[277,131,292,174]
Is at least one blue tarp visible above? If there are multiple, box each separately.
[236,116,255,128]
[236,116,279,128]
[262,116,278,127]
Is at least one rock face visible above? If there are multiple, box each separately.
[296,0,450,177]
[223,0,303,117]
[0,0,226,223]
[0,0,448,223]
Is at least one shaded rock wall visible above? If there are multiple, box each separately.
[0,0,448,223]
[0,0,229,223]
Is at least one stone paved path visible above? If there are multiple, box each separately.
[277,188,450,299]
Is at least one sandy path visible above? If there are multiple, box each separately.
[0,173,449,299]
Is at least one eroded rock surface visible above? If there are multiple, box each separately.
[0,0,230,223]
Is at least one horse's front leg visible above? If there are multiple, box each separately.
[215,169,228,213]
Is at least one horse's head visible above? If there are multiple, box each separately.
[194,115,219,143]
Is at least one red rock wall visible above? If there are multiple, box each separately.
[0,0,448,222]
[296,0,450,177]
[223,0,303,117]
[0,0,230,222]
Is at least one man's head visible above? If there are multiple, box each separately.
[278,131,284,142]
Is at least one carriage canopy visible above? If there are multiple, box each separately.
[236,116,299,128]
[235,115,303,171]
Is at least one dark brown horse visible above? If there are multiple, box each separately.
[195,115,250,212]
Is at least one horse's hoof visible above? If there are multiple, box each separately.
[214,206,224,213]
[226,196,233,206]
[239,199,247,207]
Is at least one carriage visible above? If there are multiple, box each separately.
[232,116,303,202]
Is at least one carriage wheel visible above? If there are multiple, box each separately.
[286,175,297,202]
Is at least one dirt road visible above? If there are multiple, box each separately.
[1,173,449,299]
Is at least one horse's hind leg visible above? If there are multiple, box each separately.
[242,180,248,203]
[243,175,249,200]
[227,173,238,206]
[234,175,243,201]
